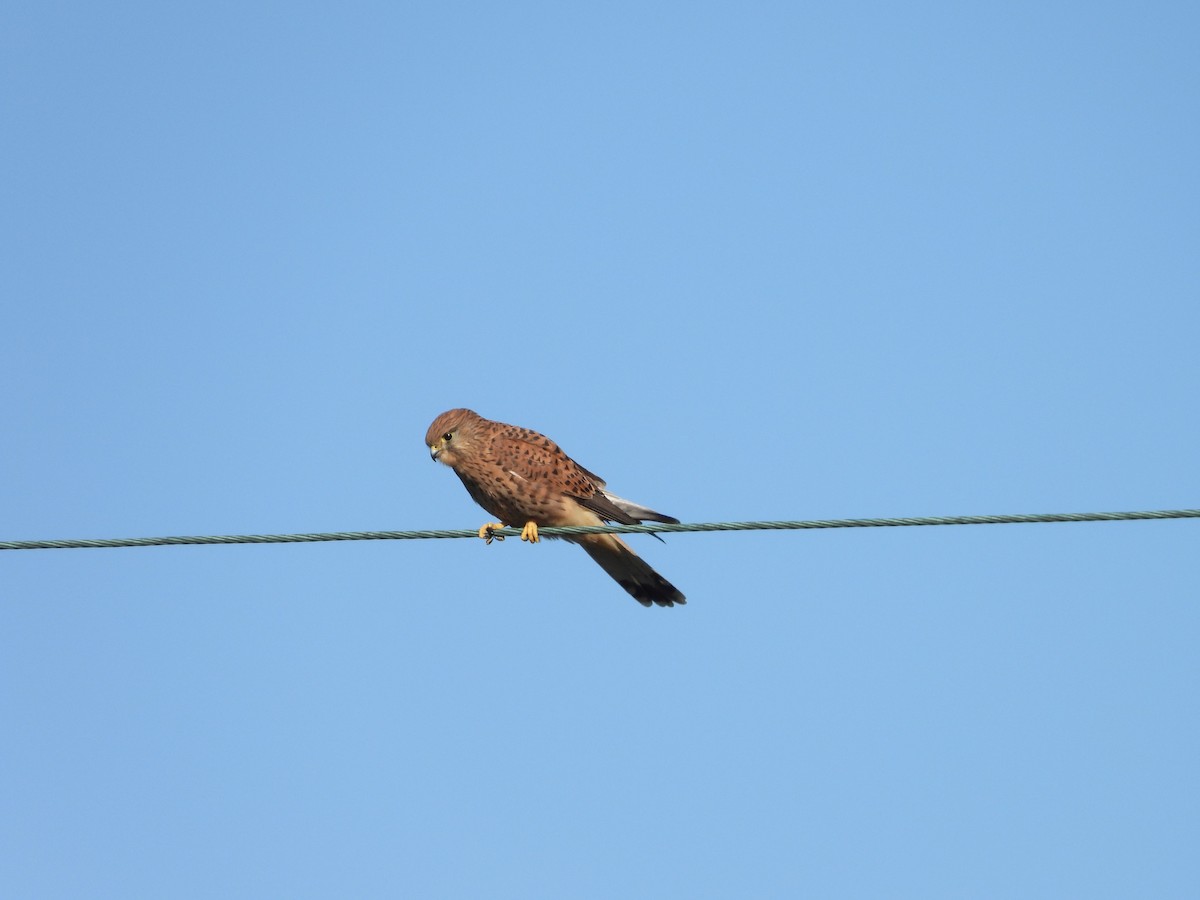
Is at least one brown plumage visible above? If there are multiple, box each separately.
[425,408,685,607]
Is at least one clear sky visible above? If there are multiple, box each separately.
[3,2,1197,897]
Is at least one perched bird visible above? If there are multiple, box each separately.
[425,408,685,607]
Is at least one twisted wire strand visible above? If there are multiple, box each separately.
[2,508,1197,551]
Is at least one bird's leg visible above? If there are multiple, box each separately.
[520,521,540,543]
[478,522,507,544]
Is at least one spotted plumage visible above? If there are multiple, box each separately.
[425,408,685,607]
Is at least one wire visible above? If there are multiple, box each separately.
[2,508,1197,551]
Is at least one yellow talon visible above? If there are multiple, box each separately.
[520,521,540,543]
[478,522,506,544]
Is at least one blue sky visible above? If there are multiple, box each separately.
[3,1,1197,897]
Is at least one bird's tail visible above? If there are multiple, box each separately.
[573,533,686,607]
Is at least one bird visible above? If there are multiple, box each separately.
[425,408,685,607]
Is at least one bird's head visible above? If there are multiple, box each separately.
[425,408,483,468]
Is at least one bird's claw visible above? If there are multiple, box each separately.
[520,521,540,543]
[478,522,506,544]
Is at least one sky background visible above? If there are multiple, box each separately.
[2,1,1198,897]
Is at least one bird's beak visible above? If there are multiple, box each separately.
[429,443,442,461]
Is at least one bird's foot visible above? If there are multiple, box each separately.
[520,521,540,543]
[478,522,507,544]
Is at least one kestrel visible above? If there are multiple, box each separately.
[425,409,686,607]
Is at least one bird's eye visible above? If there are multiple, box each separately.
[443,432,453,442]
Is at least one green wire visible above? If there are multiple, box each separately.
[2,508,1197,551]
